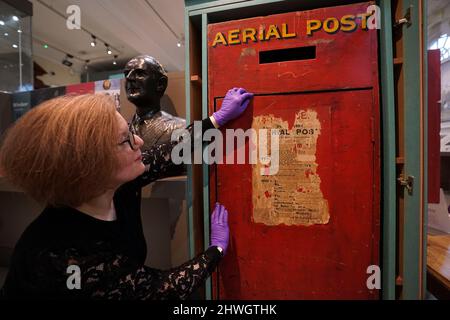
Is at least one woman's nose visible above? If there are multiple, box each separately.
[134,134,144,148]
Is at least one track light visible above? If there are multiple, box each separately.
[12,16,19,22]
[0,20,4,25]
[12,44,18,48]
[84,60,90,70]
[177,35,184,48]
[62,54,73,67]
[90,35,96,47]
[113,55,118,65]
[105,43,112,55]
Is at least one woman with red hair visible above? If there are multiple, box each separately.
[0,88,252,299]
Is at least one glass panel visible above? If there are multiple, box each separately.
[0,0,33,92]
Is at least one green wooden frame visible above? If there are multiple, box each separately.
[378,0,397,300]
[184,0,426,300]
[401,0,427,299]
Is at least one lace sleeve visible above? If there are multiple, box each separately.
[92,247,221,300]
[30,246,221,300]
[137,140,184,187]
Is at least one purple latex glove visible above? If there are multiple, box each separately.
[212,87,254,127]
[210,203,229,255]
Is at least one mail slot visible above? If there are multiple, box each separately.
[208,2,380,299]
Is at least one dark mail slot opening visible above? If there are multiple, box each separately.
[259,46,316,64]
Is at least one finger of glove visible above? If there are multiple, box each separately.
[241,92,254,101]
[218,206,225,225]
[221,209,228,225]
[218,204,225,224]
[212,203,220,224]
[240,98,251,110]
[218,205,225,224]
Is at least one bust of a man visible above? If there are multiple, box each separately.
[124,55,186,150]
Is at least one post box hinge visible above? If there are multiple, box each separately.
[394,6,412,28]
[397,174,414,195]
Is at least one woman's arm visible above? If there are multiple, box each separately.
[135,117,216,187]
[92,204,228,300]
[89,246,222,300]
[135,88,253,187]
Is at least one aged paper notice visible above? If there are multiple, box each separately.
[252,110,329,226]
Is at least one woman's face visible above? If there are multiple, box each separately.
[111,112,145,186]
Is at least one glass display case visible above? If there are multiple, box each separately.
[0,0,33,92]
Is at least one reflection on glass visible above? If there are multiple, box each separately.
[0,0,33,93]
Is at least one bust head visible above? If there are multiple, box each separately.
[124,55,168,112]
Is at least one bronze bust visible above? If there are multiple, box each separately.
[124,55,186,151]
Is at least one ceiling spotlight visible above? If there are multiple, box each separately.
[105,43,112,55]
[4,32,8,36]
[12,44,18,48]
[84,60,90,70]
[12,16,19,22]
[177,35,184,48]
[43,44,48,49]
[90,35,96,47]
[113,55,118,65]
[17,29,22,33]
[0,20,4,25]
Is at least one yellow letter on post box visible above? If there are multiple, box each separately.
[307,20,322,36]
[242,28,257,43]
[323,17,339,34]
[212,32,227,47]
[357,12,372,30]
[228,29,241,45]
[340,15,357,32]
[281,23,296,38]
[265,24,282,41]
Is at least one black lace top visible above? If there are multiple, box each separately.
[1,118,221,300]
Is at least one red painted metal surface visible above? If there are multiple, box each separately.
[66,82,95,95]
[208,2,380,299]
[427,49,441,204]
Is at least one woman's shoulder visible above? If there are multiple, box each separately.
[13,206,96,259]
[11,206,117,271]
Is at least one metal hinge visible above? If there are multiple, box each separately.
[394,6,413,28]
[397,174,414,195]
[394,6,412,28]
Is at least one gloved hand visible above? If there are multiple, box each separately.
[212,87,254,127]
[210,203,229,255]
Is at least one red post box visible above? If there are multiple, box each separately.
[208,2,380,299]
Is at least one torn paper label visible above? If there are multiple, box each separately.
[252,110,329,226]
